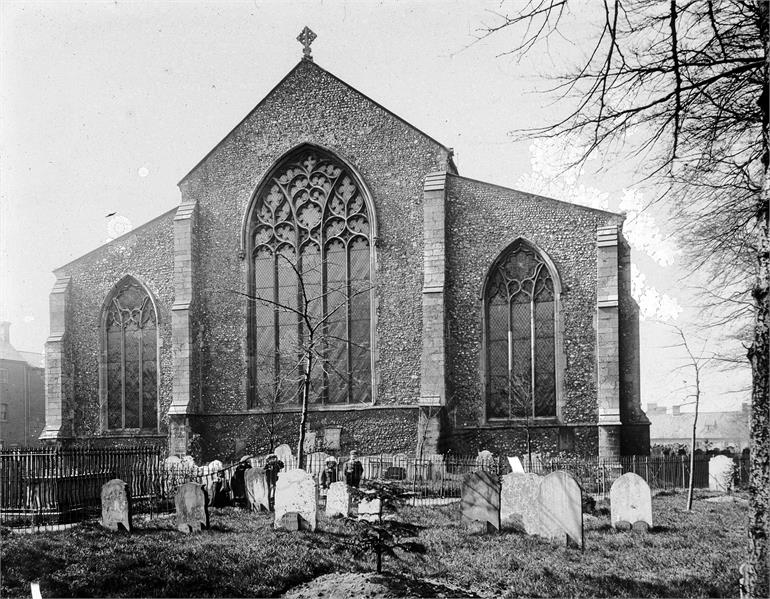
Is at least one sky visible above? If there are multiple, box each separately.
[0,0,750,412]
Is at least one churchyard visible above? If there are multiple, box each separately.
[0,458,750,598]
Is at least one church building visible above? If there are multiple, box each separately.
[40,30,649,460]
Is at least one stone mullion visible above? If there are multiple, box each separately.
[345,240,352,403]
[138,316,144,430]
[120,316,126,429]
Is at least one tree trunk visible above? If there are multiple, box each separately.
[687,366,700,511]
[297,351,312,471]
[747,3,769,595]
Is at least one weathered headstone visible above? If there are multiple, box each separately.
[274,469,317,531]
[274,444,294,467]
[537,471,583,548]
[175,482,208,533]
[325,482,352,518]
[500,472,542,533]
[709,455,735,492]
[507,456,525,474]
[358,497,382,522]
[476,450,494,470]
[280,512,302,531]
[461,470,500,532]
[245,467,270,512]
[610,472,653,531]
[100,479,131,532]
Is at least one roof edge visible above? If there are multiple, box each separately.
[177,59,453,186]
[53,206,178,275]
[447,173,624,219]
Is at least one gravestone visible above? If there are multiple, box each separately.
[476,450,494,470]
[507,456,525,474]
[537,471,583,548]
[461,471,500,532]
[709,455,735,492]
[175,482,208,533]
[274,444,294,466]
[274,469,317,531]
[610,472,653,531]
[100,479,131,532]
[500,472,542,533]
[280,512,302,531]
[358,497,382,522]
[245,467,270,512]
[325,482,352,518]
[164,455,181,468]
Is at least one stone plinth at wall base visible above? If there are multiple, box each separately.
[168,415,191,456]
[598,424,622,458]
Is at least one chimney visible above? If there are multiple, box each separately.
[647,402,657,413]
[0,321,9,344]
[671,405,681,416]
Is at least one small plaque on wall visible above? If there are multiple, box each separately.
[323,427,341,450]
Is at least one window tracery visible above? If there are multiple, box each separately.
[485,241,557,420]
[247,149,372,406]
[104,277,158,430]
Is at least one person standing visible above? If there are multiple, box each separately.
[343,450,363,488]
[264,453,284,511]
[320,456,338,492]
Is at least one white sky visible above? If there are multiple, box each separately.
[0,0,749,412]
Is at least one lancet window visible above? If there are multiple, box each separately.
[247,148,373,406]
[103,277,158,430]
[485,241,558,420]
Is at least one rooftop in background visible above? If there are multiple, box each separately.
[0,322,43,368]
[647,402,750,451]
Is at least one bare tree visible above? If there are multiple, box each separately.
[477,2,767,593]
[237,253,371,470]
[668,325,713,510]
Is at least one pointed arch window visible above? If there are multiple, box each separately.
[103,277,158,430]
[246,148,373,406]
[485,241,558,420]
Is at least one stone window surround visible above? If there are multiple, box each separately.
[98,274,162,435]
[480,238,565,425]
[241,143,380,410]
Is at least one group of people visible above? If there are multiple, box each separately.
[220,449,364,511]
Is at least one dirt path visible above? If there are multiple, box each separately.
[282,571,480,598]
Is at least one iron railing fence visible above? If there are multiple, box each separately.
[0,447,751,528]
[0,446,242,529]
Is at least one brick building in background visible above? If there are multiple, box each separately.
[39,37,649,460]
[0,322,45,447]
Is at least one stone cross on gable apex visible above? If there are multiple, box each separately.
[297,26,317,61]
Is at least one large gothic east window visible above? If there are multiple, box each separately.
[103,277,158,431]
[246,148,373,406]
[485,240,558,420]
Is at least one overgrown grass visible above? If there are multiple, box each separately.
[0,492,748,598]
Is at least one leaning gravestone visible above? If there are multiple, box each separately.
[274,469,317,531]
[610,472,653,532]
[537,471,583,548]
[101,479,131,532]
[461,471,500,532]
[326,482,352,518]
[175,482,209,533]
[709,455,735,493]
[500,472,542,533]
[245,467,270,512]
[358,497,382,522]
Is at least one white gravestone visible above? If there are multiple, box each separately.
[274,443,294,464]
[507,456,526,474]
[709,455,735,493]
[537,471,583,548]
[325,482,352,518]
[610,472,653,531]
[274,469,317,531]
[358,497,382,522]
[500,472,542,533]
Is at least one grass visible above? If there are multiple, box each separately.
[0,491,748,598]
